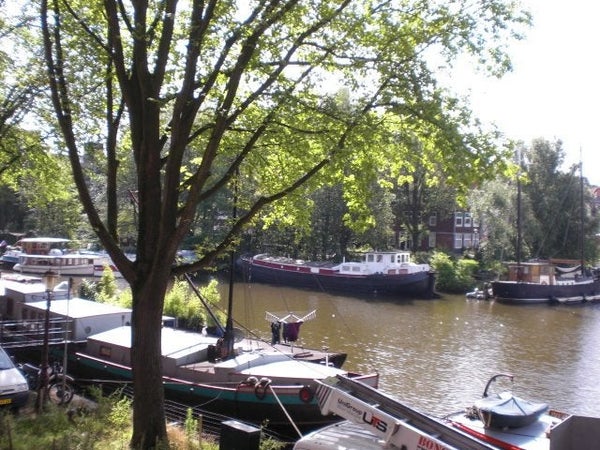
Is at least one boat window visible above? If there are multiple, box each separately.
[367,254,374,262]
[376,254,382,262]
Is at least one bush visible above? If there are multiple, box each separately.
[430,251,479,293]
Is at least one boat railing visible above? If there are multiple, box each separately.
[0,317,74,348]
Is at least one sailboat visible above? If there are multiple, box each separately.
[492,159,600,304]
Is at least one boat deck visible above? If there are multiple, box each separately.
[177,338,347,372]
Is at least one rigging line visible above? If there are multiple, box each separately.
[183,273,225,335]
[268,384,303,439]
[192,279,339,371]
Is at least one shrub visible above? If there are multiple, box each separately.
[430,251,478,293]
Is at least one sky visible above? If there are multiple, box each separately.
[452,0,600,185]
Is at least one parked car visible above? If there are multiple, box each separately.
[0,346,29,411]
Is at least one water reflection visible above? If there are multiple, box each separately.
[221,280,600,418]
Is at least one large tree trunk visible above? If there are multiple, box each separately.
[129,271,170,448]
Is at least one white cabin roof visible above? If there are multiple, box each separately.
[17,237,70,244]
[25,298,132,319]
[88,325,215,357]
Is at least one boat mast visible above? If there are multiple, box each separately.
[579,152,585,277]
[516,148,522,268]
[222,172,239,359]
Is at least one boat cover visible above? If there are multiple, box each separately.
[475,393,548,429]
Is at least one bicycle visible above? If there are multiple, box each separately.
[18,360,75,405]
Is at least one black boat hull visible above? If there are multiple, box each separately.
[237,257,436,298]
[491,279,600,304]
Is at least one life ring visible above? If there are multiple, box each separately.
[255,378,271,400]
[298,386,314,403]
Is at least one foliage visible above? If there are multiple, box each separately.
[430,251,478,293]
[0,389,293,450]
[184,408,198,444]
[96,266,119,302]
[78,269,120,303]
[468,178,518,264]
[113,288,132,309]
[522,139,598,261]
[163,279,207,331]
[107,396,133,430]
[0,392,132,449]
[35,0,532,446]
[469,139,599,264]
[81,275,225,330]
[0,2,87,236]
[77,279,98,301]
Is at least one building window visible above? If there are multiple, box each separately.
[464,212,472,227]
[473,215,479,228]
[454,233,463,249]
[455,212,463,227]
[463,233,472,248]
[428,212,437,227]
[428,232,436,248]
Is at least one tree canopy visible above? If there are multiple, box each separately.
[469,138,599,265]
[33,0,533,447]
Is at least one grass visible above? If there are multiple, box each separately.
[0,389,286,450]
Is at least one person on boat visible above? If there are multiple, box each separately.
[271,321,281,344]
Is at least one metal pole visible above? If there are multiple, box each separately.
[35,289,51,412]
[36,269,57,412]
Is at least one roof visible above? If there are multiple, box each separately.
[88,326,215,357]
[24,298,132,319]
[17,237,70,244]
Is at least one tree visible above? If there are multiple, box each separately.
[0,2,87,237]
[523,138,598,260]
[38,1,529,447]
[471,139,599,266]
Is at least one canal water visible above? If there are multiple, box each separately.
[220,280,600,419]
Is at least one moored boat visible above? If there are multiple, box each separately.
[466,285,491,300]
[0,246,22,269]
[472,373,548,429]
[444,373,572,450]
[491,260,600,305]
[237,251,435,298]
[71,325,378,433]
[296,373,600,450]
[11,237,120,277]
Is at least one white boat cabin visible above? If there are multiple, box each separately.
[17,237,71,255]
[336,251,430,276]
